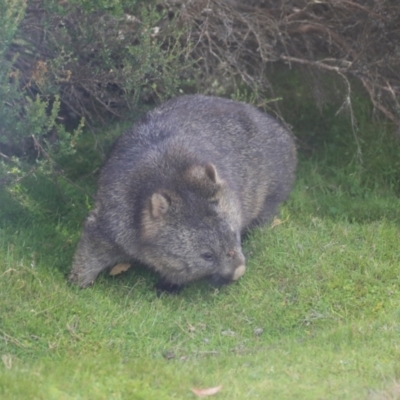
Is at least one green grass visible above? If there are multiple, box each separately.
[1,118,400,399]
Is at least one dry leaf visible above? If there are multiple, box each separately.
[270,216,288,229]
[221,329,235,336]
[191,385,222,397]
[109,263,131,276]
[2,354,12,369]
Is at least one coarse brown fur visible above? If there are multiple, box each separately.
[69,95,297,292]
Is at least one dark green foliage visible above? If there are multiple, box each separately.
[0,0,192,189]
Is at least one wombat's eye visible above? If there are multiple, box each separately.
[201,252,215,262]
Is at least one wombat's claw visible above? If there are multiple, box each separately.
[155,280,183,296]
[67,272,94,289]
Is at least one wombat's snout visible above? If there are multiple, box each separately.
[232,264,246,281]
[209,248,246,287]
[209,264,246,287]
[226,248,246,281]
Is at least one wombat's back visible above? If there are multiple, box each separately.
[100,95,296,229]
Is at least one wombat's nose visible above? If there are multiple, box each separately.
[232,264,246,281]
[227,249,246,281]
[208,246,246,286]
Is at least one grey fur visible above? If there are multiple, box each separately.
[69,95,297,291]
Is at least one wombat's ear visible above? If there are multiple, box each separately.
[186,163,221,186]
[149,192,171,219]
[141,192,171,240]
[185,163,223,199]
[203,163,219,184]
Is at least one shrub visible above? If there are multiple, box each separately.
[0,0,192,187]
[179,0,400,128]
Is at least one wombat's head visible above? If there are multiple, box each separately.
[139,163,246,286]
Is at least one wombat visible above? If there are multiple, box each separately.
[69,95,296,293]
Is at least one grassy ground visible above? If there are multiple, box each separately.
[1,112,400,399]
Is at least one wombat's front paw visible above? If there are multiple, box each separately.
[67,271,94,289]
[155,279,183,296]
[68,271,79,285]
